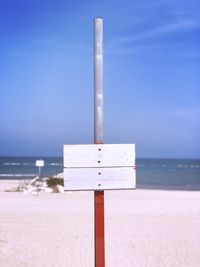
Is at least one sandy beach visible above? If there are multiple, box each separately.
[0,180,200,267]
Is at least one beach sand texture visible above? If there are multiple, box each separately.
[0,181,200,267]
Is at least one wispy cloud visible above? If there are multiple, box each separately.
[110,18,200,47]
[106,16,200,56]
[144,19,200,37]
[100,0,200,56]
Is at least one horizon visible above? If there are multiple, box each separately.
[0,155,200,160]
[1,0,199,159]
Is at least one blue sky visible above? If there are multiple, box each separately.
[0,0,199,158]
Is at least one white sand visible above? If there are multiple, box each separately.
[0,180,200,267]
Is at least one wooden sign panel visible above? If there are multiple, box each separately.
[63,144,136,191]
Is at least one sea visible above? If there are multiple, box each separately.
[0,157,200,190]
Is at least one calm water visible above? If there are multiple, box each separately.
[0,157,200,190]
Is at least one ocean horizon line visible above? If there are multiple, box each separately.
[0,155,200,160]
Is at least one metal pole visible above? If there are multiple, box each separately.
[94,17,105,267]
[39,166,41,179]
[94,17,103,144]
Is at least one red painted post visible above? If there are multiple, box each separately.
[94,190,105,267]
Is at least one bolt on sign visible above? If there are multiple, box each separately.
[63,144,136,191]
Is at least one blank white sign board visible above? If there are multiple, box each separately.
[63,144,136,191]
[35,160,44,167]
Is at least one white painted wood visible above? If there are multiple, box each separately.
[63,144,136,190]
[63,144,135,168]
[64,167,136,191]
